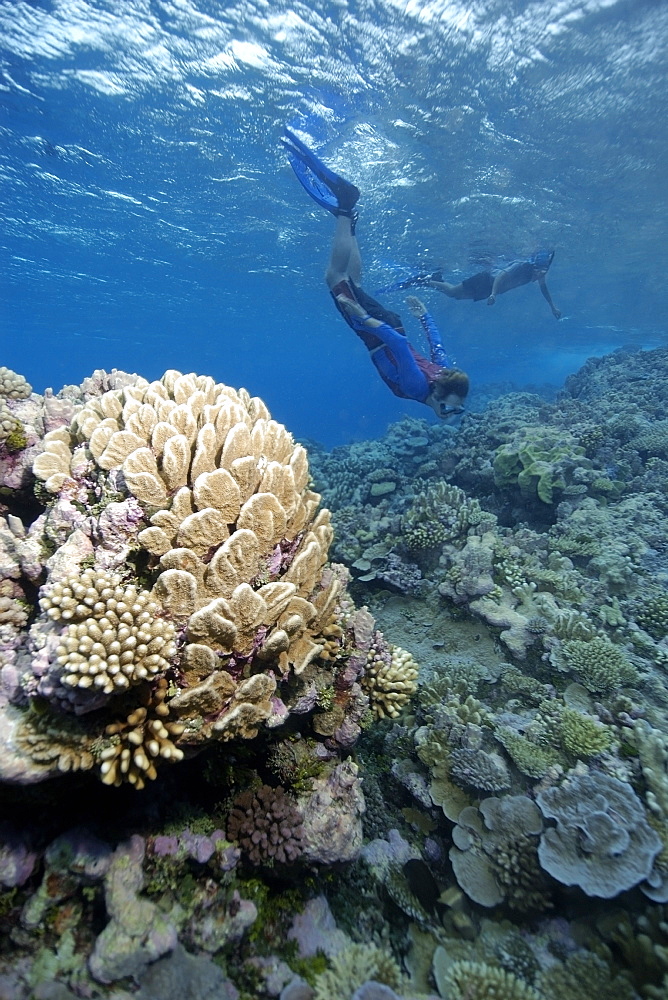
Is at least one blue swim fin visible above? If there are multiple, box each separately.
[281,128,359,215]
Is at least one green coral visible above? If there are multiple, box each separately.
[558,707,612,757]
[4,424,28,453]
[637,595,668,640]
[493,426,587,504]
[313,942,405,1000]
[495,727,562,778]
[560,636,638,693]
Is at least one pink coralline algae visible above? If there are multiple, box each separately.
[151,828,239,868]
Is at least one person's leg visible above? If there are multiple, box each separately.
[326,214,362,289]
[430,278,469,299]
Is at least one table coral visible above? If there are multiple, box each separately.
[536,770,662,898]
[449,795,548,911]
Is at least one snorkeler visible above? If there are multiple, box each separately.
[281,128,469,422]
[379,253,561,319]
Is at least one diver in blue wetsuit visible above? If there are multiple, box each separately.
[281,128,469,422]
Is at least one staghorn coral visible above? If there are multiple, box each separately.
[226,784,305,865]
[97,678,185,789]
[362,642,419,720]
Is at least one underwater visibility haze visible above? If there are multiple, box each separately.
[1,0,667,444]
[3,2,668,1000]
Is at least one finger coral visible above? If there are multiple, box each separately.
[362,642,419,720]
[39,569,177,700]
[97,679,185,789]
[227,784,305,864]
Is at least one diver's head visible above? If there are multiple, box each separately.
[427,368,469,423]
[533,249,555,273]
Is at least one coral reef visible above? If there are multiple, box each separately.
[5,347,668,998]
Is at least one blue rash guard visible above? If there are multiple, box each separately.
[348,308,450,403]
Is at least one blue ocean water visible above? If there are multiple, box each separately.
[1,0,666,447]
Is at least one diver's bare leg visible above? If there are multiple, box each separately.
[326,214,362,289]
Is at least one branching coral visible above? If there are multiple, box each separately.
[312,942,405,1000]
[97,678,185,789]
[559,636,637,693]
[39,569,177,699]
[361,642,419,720]
[226,784,305,864]
[433,954,541,1000]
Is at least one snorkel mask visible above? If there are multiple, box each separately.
[533,249,554,272]
[438,402,465,425]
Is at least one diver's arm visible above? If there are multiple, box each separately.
[487,268,509,305]
[406,297,450,367]
[537,275,561,319]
